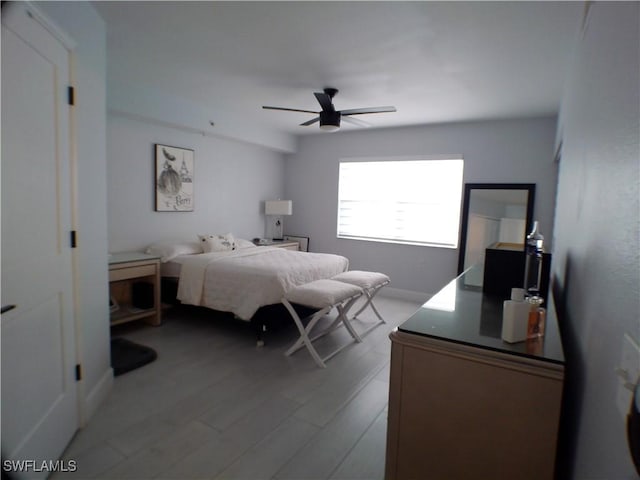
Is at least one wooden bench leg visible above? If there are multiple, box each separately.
[352,282,389,323]
[282,299,330,368]
[282,293,362,368]
[337,296,363,342]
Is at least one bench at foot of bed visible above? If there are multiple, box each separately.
[332,270,390,334]
[281,279,364,368]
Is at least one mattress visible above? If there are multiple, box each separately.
[160,258,184,278]
[173,246,349,321]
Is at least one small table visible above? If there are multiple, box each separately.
[108,252,161,326]
[254,240,299,251]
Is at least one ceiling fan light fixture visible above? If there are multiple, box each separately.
[320,110,340,132]
[263,88,395,131]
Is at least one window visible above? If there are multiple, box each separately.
[337,158,464,248]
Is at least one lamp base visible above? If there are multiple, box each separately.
[266,214,286,241]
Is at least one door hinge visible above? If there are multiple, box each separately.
[67,86,75,106]
[70,230,78,248]
[75,364,82,381]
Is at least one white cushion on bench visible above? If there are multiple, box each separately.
[285,279,362,309]
[332,270,390,290]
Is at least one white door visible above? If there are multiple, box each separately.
[1,3,78,474]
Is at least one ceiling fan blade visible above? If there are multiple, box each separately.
[340,106,397,116]
[341,115,371,127]
[314,92,335,112]
[300,117,320,126]
[263,106,318,114]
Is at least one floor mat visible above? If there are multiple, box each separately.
[110,337,157,376]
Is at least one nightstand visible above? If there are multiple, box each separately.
[108,252,161,326]
[254,240,299,251]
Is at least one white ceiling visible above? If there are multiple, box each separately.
[94,1,582,139]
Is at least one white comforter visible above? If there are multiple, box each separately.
[176,247,349,320]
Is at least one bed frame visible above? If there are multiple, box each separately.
[161,277,315,346]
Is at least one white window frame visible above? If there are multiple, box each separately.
[337,156,464,248]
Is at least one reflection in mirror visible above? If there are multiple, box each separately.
[457,184,535,287]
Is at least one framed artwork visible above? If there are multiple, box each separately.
[284,235,310,252]
[155,144,194,211]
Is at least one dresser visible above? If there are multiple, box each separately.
[108,252,161,326]
[385,267,565,480]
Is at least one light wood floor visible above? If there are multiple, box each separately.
[54,294,422,480]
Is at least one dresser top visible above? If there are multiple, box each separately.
[398,267,565,365]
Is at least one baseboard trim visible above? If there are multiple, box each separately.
[380,286,431,304]
[81,367,113,426]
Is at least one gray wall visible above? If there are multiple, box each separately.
[36,1,111,421]
[107,115,286,252]
[552,3,640,478]
[284,117,558,295]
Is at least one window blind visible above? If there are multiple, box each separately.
[337,159,464,247]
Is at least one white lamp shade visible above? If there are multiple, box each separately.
[265,200,292,216]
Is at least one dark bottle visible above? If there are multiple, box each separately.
[523,221,544,297]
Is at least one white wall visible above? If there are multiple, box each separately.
[35,1,111,421]
[552,3,640,478]
[107,115,286,252]
[284,117,558,295]
[109,83,297,154]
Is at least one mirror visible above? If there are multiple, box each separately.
[457,183,535,286]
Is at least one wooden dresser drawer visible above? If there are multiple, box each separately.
[109,264,156,282]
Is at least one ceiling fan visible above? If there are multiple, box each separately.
[262,88,396,132]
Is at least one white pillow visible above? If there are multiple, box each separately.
[235,238,256,249]
[145,241,203,262]
[198,233,236,252]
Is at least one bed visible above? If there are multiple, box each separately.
[152,241,349,342]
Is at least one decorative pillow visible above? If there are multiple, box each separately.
[198,233,236,252]
[235,238,256,249]
[145,241,203,262]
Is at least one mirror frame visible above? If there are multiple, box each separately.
[457,183,536,275]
